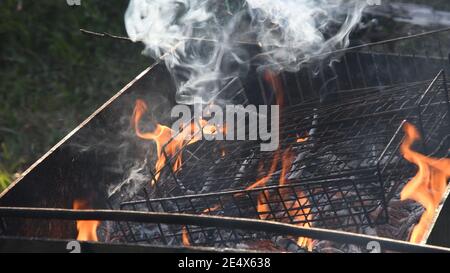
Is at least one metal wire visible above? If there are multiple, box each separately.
[1,206,450,253]
[115,70,449,247]
[108,29,450,249]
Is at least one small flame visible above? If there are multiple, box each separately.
[296,133,309,143]
[400,122,450,244]
[251,148,314,251]
[132,99,225,186]
[180,204,221,246]
[73,200,99,242]
[245,151,281,193]
[203,204,221,214]
[132,100,181,185]
[257,72,314,250]
[257,191,271,220]
[252,158,279,220]
[290,192,314,251]
[257,149,293,219]
[278,150,314,251]
[182,226,191,246]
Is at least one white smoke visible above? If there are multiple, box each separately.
[125,0,367,104]
[247,0,367,71]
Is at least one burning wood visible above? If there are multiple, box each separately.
[400,122,450,244]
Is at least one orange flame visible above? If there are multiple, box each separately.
[290,192,314,251]
[73,200,99,242]
[258,72,314,250]
[249,153,280,220]
[182,204,221,246]
[132,99,226,186]
[246,151,281,192]
[179,71,315,250]
[257,192,271,220]
[296,133,309,143]
[278,150,314,251]
[257,150,293,219]
[251,70,284,220]
[203,204,221,214]
[400,122,450,244]
[251,148,314,251]
[132,100,181,185]
[182,226,191,246]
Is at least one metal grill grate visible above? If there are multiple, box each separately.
[116,70,449,247]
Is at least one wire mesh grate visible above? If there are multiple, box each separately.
[115,70,449,248]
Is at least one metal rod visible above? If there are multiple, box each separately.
[416,70,444,153]
[121,172,377,208]
[78,27,450,65]
[376,120,406,173]
[79,28,257,46]
[442,71,450,127]
[80,29,132,42]
[0,40,182,201]
[1,207,449,253]
[143,189,168,245]
[0,235,257,253]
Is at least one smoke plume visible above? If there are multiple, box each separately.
[125,0,367,104]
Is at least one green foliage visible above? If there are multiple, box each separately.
[0,0,148,189]
[0,172,11,192]
[0,143,22,191]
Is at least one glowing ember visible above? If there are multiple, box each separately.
[73,200,99,242]
[400,122,450,244]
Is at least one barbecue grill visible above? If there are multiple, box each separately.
[0,28,449,253]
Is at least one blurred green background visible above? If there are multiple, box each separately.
[1,0,450,192]
[0,0,149,190]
